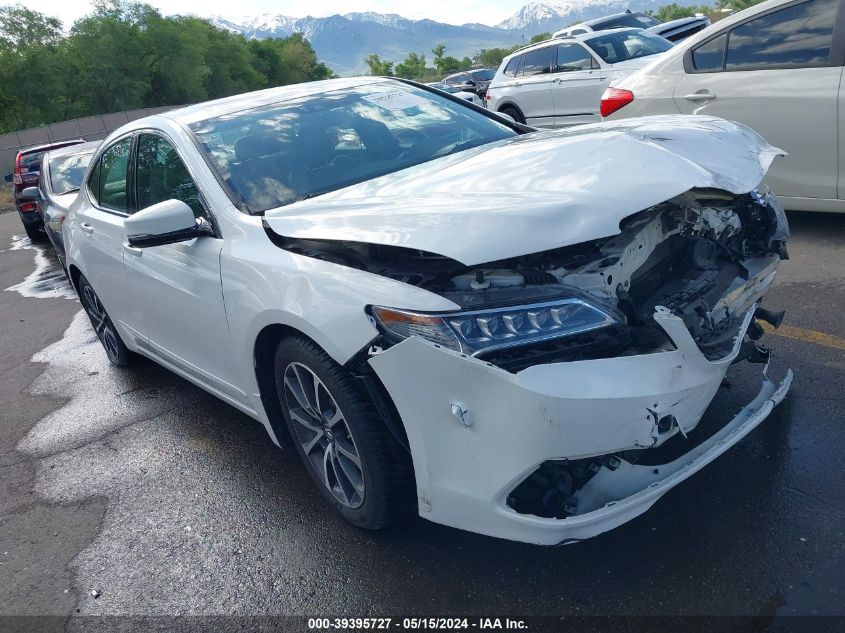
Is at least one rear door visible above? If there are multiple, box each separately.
[673,0,844,201]
[74,137,133,334]
[512,46,556,127]
[551,43,605,126]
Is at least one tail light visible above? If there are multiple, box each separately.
[19,201,37,213]
[485,90,491,101]
[12,153,22,185]
[600,87,634,118]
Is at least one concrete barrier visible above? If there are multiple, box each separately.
[1,106,179,181]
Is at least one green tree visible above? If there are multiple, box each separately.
[653,4,697,21]
[394,52,426,79]
[432,43,446,69]
[475,47,512,68]
[0,4,62,51]
[529,32,551,44]
[437,55,461,74]
[364,53,394,76]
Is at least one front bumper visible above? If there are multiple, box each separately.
[369,306,792,545]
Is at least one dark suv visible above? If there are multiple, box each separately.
[5,139,86,240]
[442,69,496,98]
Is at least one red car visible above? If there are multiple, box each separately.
[5,139,86,240]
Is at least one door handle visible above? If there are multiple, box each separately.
[80,223,94,235]
[683,91,717,102]
[123,243,142,257]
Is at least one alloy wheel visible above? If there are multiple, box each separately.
[283,362,365,508]
[82,284,120,362]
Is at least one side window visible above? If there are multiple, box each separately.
[555,44,596,72]
[135,134,205,218]
[98,138,132,212]
[521,47,553,76]
[725,0,838,70]
[504,55,523,77]
[692,33,727,71]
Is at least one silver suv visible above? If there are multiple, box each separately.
[486,28,672,128]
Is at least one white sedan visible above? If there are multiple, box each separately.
[65,77,791,545]
[601,0,845,213]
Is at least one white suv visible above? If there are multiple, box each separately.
[602,0,845,213]
[486,28,672,128]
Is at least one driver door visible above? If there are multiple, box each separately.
[123,132,244,403]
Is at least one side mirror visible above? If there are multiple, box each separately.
[125,199,210,248]
[4,174,12,183]
[20,186,39,201]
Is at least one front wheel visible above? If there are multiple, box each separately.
[77,274,134,367]
[274,336,415,529]
[499,105,525,124]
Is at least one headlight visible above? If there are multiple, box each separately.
[370,298,618,356]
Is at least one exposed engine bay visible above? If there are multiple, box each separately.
[271,187,789,368]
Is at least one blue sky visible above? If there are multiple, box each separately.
[37,0,535,28]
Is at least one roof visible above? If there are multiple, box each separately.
[43,140,101,160]
[162,77,390,125]
[508,27,642,57]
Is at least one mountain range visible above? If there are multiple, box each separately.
[210,1,699,75]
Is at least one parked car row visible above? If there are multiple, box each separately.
[486,0,845,213]
[8,142,100,262]
[4,139,87,240]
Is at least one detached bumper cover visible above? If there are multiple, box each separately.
[369,306,792,545]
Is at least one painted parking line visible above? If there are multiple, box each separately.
[763,322,845,352]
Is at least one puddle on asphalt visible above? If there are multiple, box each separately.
[6,234,77,300]
[17,312,340,614]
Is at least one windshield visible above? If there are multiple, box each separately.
[586,30,672,64]
[20,152,44,173]
[189,82,515,213]
[471,69,495,81]
[49,150,96,195]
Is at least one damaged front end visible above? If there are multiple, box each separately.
[275,187,792,544]
[281,187,789,370]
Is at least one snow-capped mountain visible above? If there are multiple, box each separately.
[210,1,698,75]
[495,1,671,30]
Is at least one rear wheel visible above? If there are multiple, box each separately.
[77,274,134,367]
[24,222,44,242]
[500,105,525,124]
[274,336,415,529]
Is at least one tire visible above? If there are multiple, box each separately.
[24,222,44,242]
[274,336,415,530]
[500,105,525,124]
[77,274,135,367]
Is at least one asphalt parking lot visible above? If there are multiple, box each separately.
[0,206,842,626]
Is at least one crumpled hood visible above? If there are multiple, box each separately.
[264,115,783,266]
